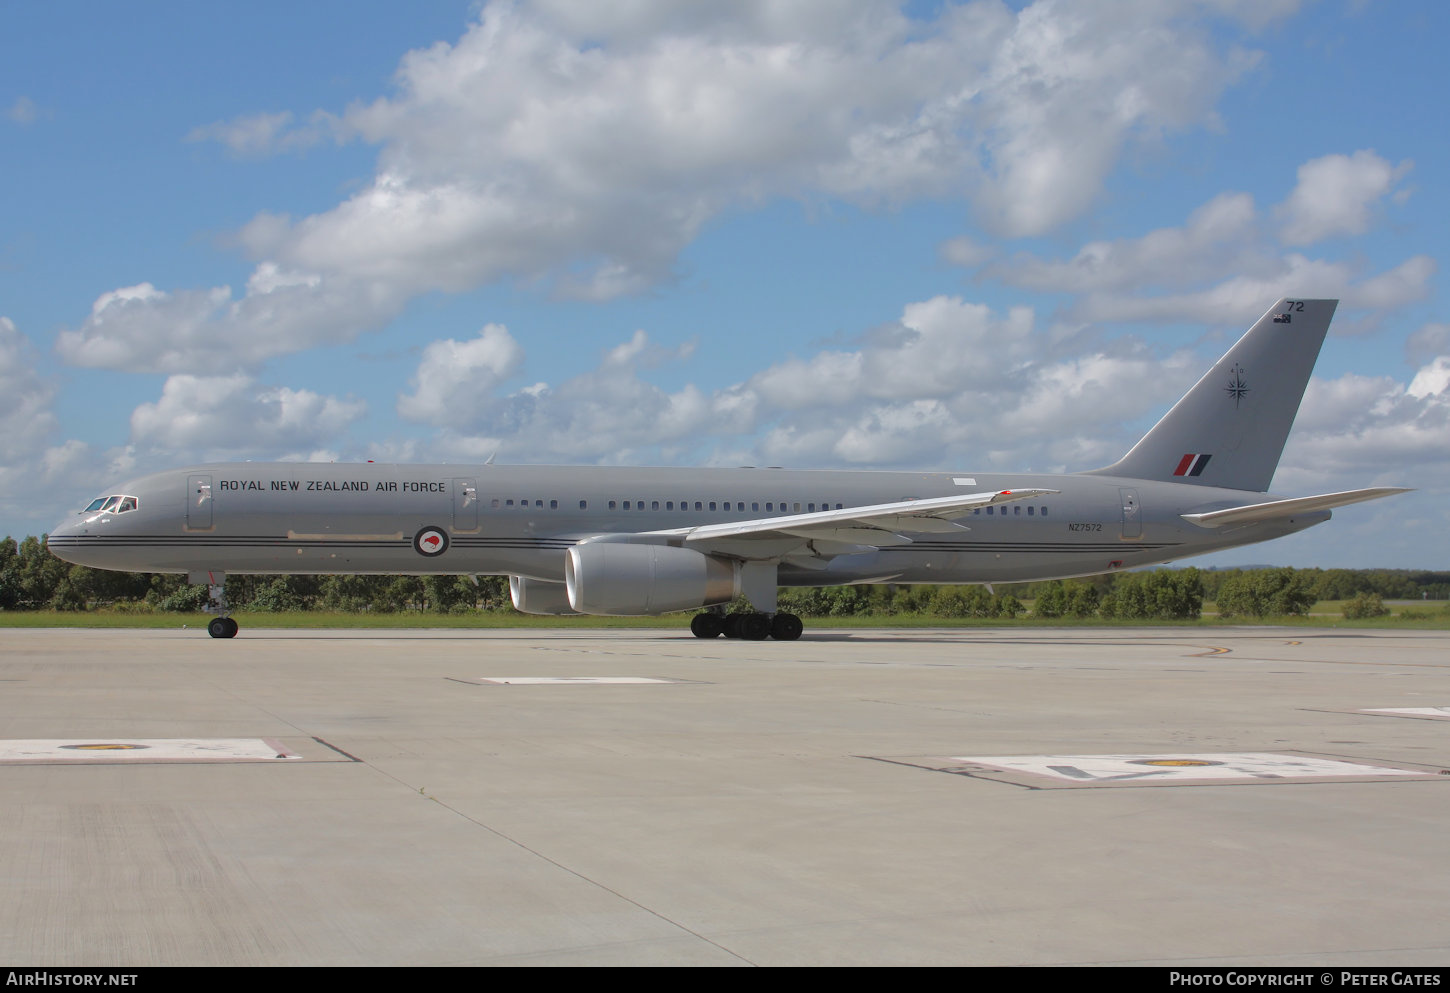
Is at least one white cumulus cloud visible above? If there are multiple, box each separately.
[398,323,527,425]
[972,157,1431,328]
[1277,150,1413,246]
[85,0,1293,375]
[0,318,105,532]
[396,294,1210,474]
[130,374,366,457]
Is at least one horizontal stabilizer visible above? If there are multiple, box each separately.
[1180,487,1411,528]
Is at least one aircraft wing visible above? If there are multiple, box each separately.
[1179,487,1411,528]
[639,488,1059,558]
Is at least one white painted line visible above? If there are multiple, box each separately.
[474,676,677,685]
[1361,707,1450,720]
[947,752,1427,784]
[0,738,300,763]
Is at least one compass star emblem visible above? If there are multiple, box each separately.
[1224,364,1249,407]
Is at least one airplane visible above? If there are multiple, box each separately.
[47,298,1408,640]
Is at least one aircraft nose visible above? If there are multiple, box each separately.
[47,514,90,565]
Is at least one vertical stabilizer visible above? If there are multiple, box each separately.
[1086,298,1337,492]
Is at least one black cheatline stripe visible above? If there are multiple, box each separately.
[51,534,574,543]
[452,539,575,545]
[53,536,1177,555]
[900,544,1180,553]
[54,538,1173,551]
[48,537,576,551]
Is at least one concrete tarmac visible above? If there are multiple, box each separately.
[1,625,1447,966]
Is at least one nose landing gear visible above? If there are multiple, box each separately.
[202,579,238,638]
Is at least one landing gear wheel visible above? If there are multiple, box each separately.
[739,612,771,640]
[208,617,238,639]
[690,613,723,639]
[769,612,803,641]
[722,613,744,639]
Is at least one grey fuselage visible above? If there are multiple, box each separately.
[47,462,1326,587]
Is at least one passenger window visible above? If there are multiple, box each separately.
[608,500,616,510]
[1027,506,1034,516]
[1042,507,1049,516]
[550,500,557,509]
[652,501,660,510]
[579,500,587,510]
[506,499,515,507]
[695,501,702,511]
[752,502,759,511]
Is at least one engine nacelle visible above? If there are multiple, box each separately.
[565,542,736,615]
[509,576,581,615]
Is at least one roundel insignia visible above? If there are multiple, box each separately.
[413,526,450,557]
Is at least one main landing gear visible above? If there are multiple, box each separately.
[690,610,804,641]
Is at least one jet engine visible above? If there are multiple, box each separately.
[509,576,581,615]
[565,542,736,615]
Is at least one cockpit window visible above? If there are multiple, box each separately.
[84,494,139,515]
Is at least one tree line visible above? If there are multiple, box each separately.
[3,533,1448,620]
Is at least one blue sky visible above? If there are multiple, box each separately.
[2,0,1447,568]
